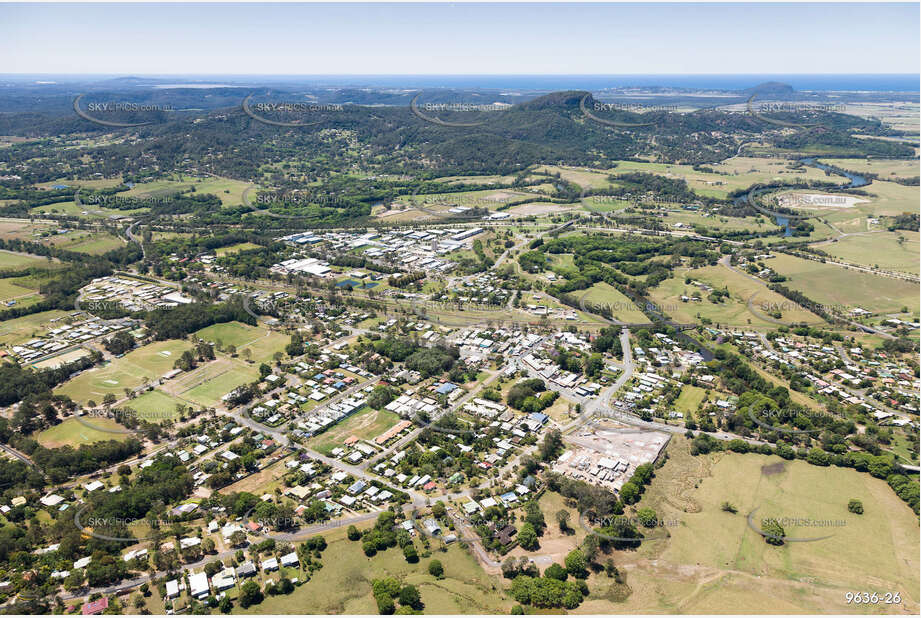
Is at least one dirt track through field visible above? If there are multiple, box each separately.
[660,440,720,514]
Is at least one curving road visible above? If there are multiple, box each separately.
[125,219,147,259]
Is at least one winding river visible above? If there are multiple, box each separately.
[734,157,870,236]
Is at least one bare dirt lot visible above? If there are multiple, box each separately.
[506,202,577,216]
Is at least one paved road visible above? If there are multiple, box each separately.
[0,442,34,466]
[361,366,505,471]
[362,335,547,471]
[493,236,529,270]
[125,219,146,259]
[225,407,430,506]
[588,406,766,446]
[573,224,744,247]
[560,328,633,434]
[806,255,919,284]
[40,213,916,602]
[833,342,856,365]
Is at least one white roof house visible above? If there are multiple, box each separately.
[165,579,180,599]
[221,523,243,540]
[83,481,104,492]
[262,557,279,572]
[188,572,210,598]
[212,567,236,591]
[40,494,65,507]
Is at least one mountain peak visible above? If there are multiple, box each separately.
[743,81,796,96]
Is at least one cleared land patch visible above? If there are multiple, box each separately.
[195,321,288,363]
[32,347,91,370]
[0,276,43,308]
[33,200,147,218]
[0,219,55,242]
[236,524,511,615]
[537,159,848,200]
[819,231,920,274]
[306,406,399,456]
[54,339,193,404]
[36,417,130,448]
[818,157,920,181]
[768,253,920,314]
[506,201,578,216]
[57,232,125,255]
[174,358,261,407]
[0,309,70,346]
[0,249,52,270]
[189,176,254,206]
[576,437,920,613]
[674,385,708,418]
[125,389,188,422]
[856,180,920,217]
[647,264,823,328]
[196,321,262,348]
[581,282,650,323]
[214,242,261,256]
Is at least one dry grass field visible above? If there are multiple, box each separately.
[818,231,920,274]
[574,437,920,614]
[818,158,920,181]
[768,253,919,314]
[647,263,824,329]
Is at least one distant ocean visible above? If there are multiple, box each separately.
[220,74,921,93]
[5,73,919,93]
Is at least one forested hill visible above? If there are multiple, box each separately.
[0,90,913,182]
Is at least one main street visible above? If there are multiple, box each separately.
[554,328,634,434]
[362,333,547,470]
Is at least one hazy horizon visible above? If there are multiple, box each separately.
[3,3,919,75]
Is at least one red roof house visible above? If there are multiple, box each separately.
[82,598,109,615]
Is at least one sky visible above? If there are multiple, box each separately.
[2,2,919,75]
